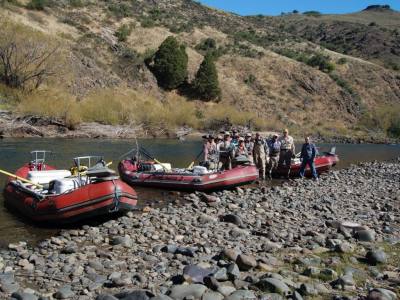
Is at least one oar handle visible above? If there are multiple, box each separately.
[0,169,43,189]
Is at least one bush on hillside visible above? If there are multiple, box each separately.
[306,53,335,72]
[192,53,221,101]
[27,0,47,10]
[196,38,217,52]
[69,0,84,8]
[108,3,132,19]
[151,36,188,90]
[115,24,132,42]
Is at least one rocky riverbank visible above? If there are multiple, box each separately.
[1,160,400,300]
[0,111,191,139]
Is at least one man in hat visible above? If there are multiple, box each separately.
[278,128,295,179]
[253,132,266,179]
[299,136,318,180]
[219,131,234,170]
[202,134,217,169]
[244,133,254,164]
[266,134,281,179]
[234,137,248,157]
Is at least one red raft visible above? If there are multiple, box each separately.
[273,148,339,177]
[3,152,138,223]
[118,160,259,192]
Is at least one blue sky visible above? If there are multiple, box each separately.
[197,1,400,16]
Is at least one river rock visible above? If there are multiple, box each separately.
[204,276,220,290]
[221,214,243,227]
[0,273,20,294]
[222,249,240,261]
[355,229,376,242]
[335,242,354,254]
[367,288,398,300]
[202,291,224,300]
[259,293,284,300]
[303,266,320,277]
[53,285,75,299]
[225,290,257,300]
[152,296,173,300]
[213,267,228,281]
[255,278,290,295]
[226,263,241,280]
[96,295,118,300]
[299,283,319,296]
[114,290,153,300]
[183,265,213,284]
[236,254,257,271]
[366,250,387,265]
[168,284,207,300]
[110,236,132,247]
[11,292,39,300]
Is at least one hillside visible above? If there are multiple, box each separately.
[249,6,400,70]
[0,0,400,140]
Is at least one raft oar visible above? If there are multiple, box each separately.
[0,168,43,189]
[139,147,169,170]
[187,149,204,169]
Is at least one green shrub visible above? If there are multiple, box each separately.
[108,3,132,19]
[152,36,188,90]
[337,57,347,65]
[69,0,84,7]
[307,53,335,72]
[115,24,132,42]
[196,38,217,52]
[329,73,355,95]
[192,53,221,101]
[27,0,47,10]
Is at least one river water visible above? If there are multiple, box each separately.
[0,138,399,247]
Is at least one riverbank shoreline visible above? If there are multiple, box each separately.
[0,159,399,299]
[1,110,398,145]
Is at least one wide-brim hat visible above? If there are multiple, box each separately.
[238,137,245,142]
[245,133,252,137]
[202,134,214,139]
[224,131,231,136]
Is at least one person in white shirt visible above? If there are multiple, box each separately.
[278,129,295,179]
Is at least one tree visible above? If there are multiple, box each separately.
[192,53,221,101]
[152,36,188,90]
[0,20,62,90]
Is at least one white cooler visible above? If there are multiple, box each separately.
[27,170,72,185]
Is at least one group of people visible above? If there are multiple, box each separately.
[201,128,318,180]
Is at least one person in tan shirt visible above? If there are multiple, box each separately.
[278,129,295,179]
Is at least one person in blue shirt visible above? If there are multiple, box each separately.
[299,136,318,179]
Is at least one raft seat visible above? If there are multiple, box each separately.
[27,170,72,185]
